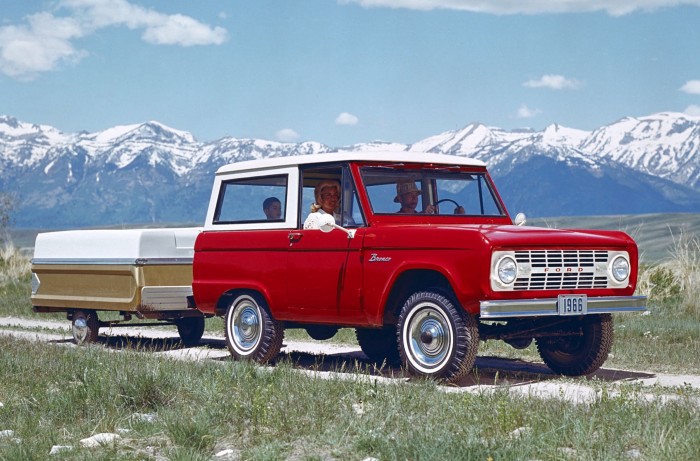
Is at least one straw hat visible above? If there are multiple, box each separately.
[394,181,421,203]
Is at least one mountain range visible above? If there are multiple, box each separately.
[1,112,699,228]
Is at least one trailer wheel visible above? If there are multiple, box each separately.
[176,316,205,347]
[225,293,283,363]
[536,314,614,376]
[398,291,478,383]
[72,310,99,345]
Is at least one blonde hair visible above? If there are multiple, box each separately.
[310,179,340,213]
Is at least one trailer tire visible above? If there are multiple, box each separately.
[176,316,205,347]
[225,293,283,363]
[72,310,99,345]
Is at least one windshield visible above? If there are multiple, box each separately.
[360,166,505,216]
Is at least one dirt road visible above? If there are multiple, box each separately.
[1,316,699,405]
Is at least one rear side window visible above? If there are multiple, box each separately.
[214,175,288,224]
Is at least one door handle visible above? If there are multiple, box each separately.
[288,232,303,243]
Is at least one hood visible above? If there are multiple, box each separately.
[476,224,634,249]
[366,223,635,251]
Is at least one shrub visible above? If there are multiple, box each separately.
[0,243,31,285]
[637,233,700,318]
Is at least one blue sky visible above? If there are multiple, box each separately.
[1,0,700,147]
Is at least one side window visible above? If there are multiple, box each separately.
[214,175,288,224]
[299,165,365,228]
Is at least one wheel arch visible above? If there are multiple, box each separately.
[381,268,456,326]
[215,287,272,317]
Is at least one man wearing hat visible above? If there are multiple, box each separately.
[395,181,435,214]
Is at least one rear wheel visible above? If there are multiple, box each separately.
[536,314,613,376]
[176,316,205,347]
[225,293,284,363]
[356,327,401,366]
[72,310,99,345]
[398,291,478,382]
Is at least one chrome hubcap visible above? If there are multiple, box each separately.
[406,304,452,370]
[233,302,261,352]
[73,317,88,344]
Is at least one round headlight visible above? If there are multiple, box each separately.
[611,255,630,282]
[497,256,518,285]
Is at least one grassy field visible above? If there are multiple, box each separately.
[1,219,699,459]
[1,335,699,461]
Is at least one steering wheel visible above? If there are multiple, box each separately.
[435,198,462,208]
[434,198,464,214]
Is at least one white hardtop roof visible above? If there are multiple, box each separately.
[33,227,202,261]
[215,151,486,175]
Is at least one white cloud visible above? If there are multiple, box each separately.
[276,128,300,142]
[523,74,582,90]
[335,112,359,126]
[0,13,85,79]
[516,104,541,119]
[680,80,700,95]
[0,0,227,79]
[684,105,700,116]
[339,0,700,16]
[141,14,227,46]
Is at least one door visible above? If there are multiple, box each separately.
[286,228,365,323]
[286,164,366,324]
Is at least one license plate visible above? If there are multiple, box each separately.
[558,294,587,315]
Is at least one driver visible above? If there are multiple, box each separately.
[395,181,465,214]
[395,181,435,214]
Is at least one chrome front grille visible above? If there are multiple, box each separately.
[513,250,609,291]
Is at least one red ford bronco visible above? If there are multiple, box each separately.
[191,151,646,382]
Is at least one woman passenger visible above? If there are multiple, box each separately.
[303,180,341,229]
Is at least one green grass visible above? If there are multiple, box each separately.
[1,336,699,460]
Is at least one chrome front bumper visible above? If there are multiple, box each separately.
[479,296,647,319]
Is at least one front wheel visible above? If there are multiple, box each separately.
[72,310,99,345]
[398,291,478,382]
[536,314,613,376]
[176,316,205,347]
[224,293,284,363]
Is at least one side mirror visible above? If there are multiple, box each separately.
[319,213,356,239]
[514,212,527,226]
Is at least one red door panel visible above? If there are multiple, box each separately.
[286,228,365,324]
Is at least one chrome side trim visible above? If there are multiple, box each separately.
[480,296,647,319]
[31,258,193,266]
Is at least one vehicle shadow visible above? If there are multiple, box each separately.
[92,333,656,388]
[275,349,656,387]
[96,334,195,352]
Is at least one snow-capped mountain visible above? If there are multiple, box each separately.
[1,112,699,228]
[580,112,700,189]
